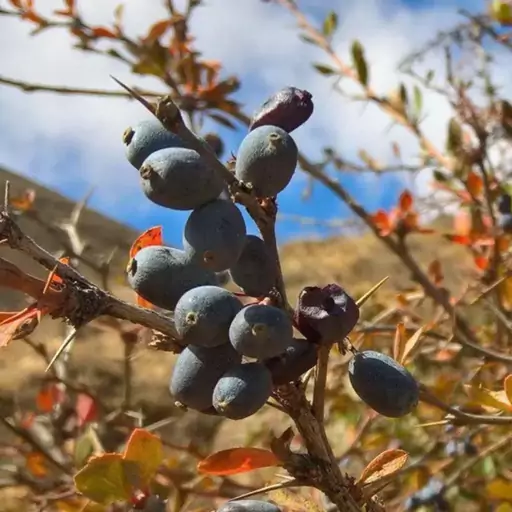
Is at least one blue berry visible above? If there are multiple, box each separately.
[169,343,241,411]
[139,147,223,210]
[348,350,419,418]
[229,304,293,359]
[123,118,190,170]
[499,213,512,234]
[217,500,282,512]
[183,199,247,271]
[229,235,277,297]
[174,286,242,348]
[235,125,298,197]
[212,362,273,419]
[127,246,217,311]
[497,193,512,214]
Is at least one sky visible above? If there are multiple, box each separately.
[0,0,506,249]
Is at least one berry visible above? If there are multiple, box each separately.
[235,125,298,197]
[169,343,242,411]
[499,213,512,233]
[295,284,360,344]
[348,350,419,418]
[229,235,277,297]
[183,199,247,271]
[217,500,282,512]
[212,362,273,420]
[264,338,318,386]
[123,118,190,169]
[497,193,512,214]
[127,246,217,311]
[229,304,293,359]
[139,147,223,210]
[174,286,243,348]
[249,87,314,134]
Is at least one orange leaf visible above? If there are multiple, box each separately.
[46,256,70,289]
[21,10,45,23]
[444,234,472,246]
[474,254,489,270]
[357,449,409,485]
[0,306,40,347]
[398,190,413,212]
[10,189,35,212]
[454,210,471,236]
[26,452,48,478]
[75,394,98,428]
[144,19,171,42]
[197,448,281,476]
[129,226,163,260]
[393,322,406,364]
[8,0,23,8]
[36,383,65,413]
[370,210,392,236]
[136,295,154,309]
[504,375,512,404]
[427,260,443,285]
[466,171,483,197]
[90,26,118,38]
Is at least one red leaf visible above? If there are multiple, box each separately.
[144,19,171,42]
[90,26,118,38]
[36,383,64,413]
[454,210,471,236]
[197,448,281,476]
[474,255,489,270]
[370,210,392,236]
[129,226,163,260]
[398,190,413,212]
[0,306,40,347]
[444,234,472,246]
[21,10,45,23]
[75,394,98,427]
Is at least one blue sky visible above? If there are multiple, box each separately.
[0,0,494,249]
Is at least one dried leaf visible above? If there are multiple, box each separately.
[74,454,139,505]
[123,429,163,487]
[464,384,512,412]
[504,374,512,404]
[75,394,98,428]
[357,449,408,485]
[197,448,280,476]
[393,322,406,363]
[486,479,512,500]
[401,326,426,365]
[0,306,40,347]
[26,452,48,477]
[144,19,171,42]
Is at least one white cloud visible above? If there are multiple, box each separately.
[0,0,505,224]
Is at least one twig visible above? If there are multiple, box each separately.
[312,344,331,422]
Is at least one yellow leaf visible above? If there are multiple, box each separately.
[357,449,408,485]
[504,374,512,404]
[464,384,512,413]
[497,504,512,512]
[402,325,426,365]
[486,479,512,500]
[73,454,139,505]
[123,429,163,488]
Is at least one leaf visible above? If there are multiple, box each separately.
[446,117,462,154]
[312,63,337,76]
[351,40,369,87]
[299,34,319,46]
[504,374,512,404]
[208,113,237,130]
[90,26,118,38]
[75,431,95,469]
[474,254,490,271]
[398,190,413,212]
[401,326,426,365]
[357,449,408,485]
[26,452,48,477]
[399,83,408,109]
[413,85,423,118]
[36,383,65,412]
[466,171,483,197]
[428,260,443,285]
[45,256,70,290]
[74,454,139,505]
[486,479,512,500]
[136,295,154,309]
[0,305,40,347]
[323,10,338,37]
[425,69,435,83]
[370,210,392,236]
[10,188,35,211]
[144,19,171,42]
[393,322,406,364]
[123,429,163,487]
[75,394,98,428]
[464,384,512,412]
[197,448,281,476]
[8,0,23,8]
[129,226,163,260]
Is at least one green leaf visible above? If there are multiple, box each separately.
[74,431,95,470]
[425,69,435,84]
[312,63,337,76]
[323,11,338,37]
[446,117,462,154]
[399,83,408,108]
[123,428,163,488]
[299,34,318,46]
[74,453,140,505]
[351,40,369,86]
[413,85,422,118]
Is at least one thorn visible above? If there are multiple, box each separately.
[3,180,10,214]
[414,420,449,428]
[228,479,300,502]
[110,75,156,114]
[356,276,389,307]
[45,328,78,373]
[70,186,95,227]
